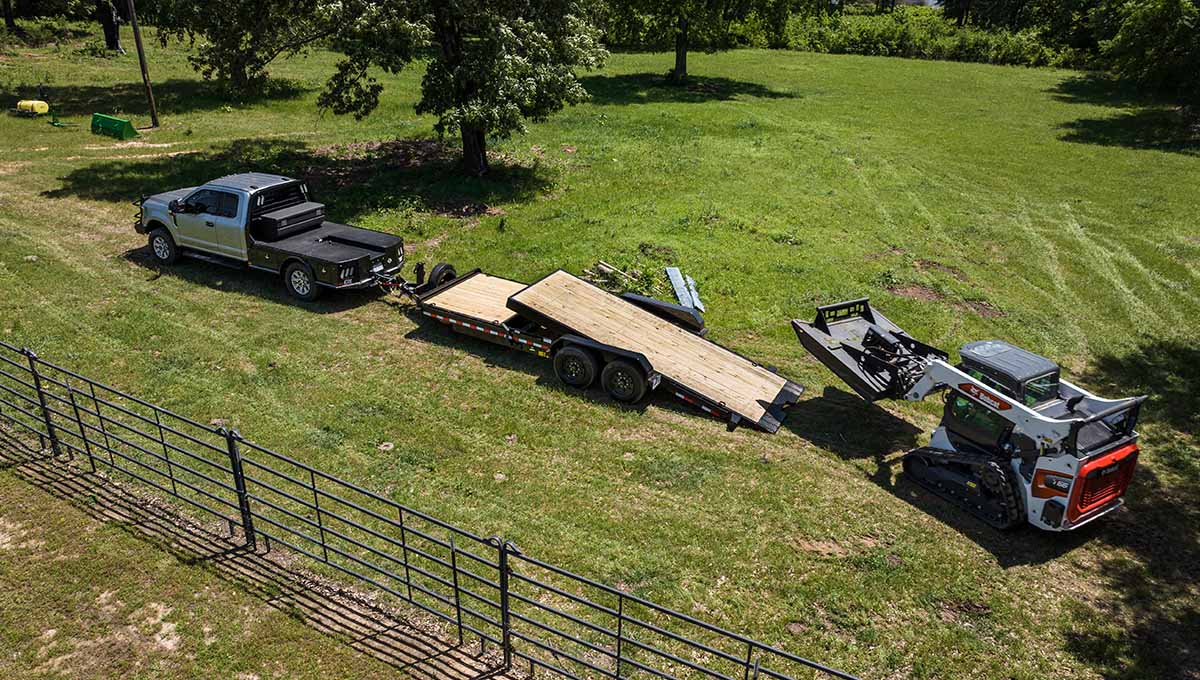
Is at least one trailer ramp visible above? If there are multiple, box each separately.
[510,271,802,432]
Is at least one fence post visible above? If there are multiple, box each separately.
[223,428,256,551]
[23,349,61,457]
[450,535,464,646]
[496,538,517,671]
[615,593,625,678]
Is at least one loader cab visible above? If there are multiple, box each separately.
[959,340,1061,408]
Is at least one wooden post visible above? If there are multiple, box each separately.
[125,0,159,128]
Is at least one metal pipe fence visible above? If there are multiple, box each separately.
[0,339,859,680]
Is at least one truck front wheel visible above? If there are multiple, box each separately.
[284,262,322,301]
[148,228,178,265]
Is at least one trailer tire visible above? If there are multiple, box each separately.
[284,261,322,301]
[601,360,648,403]
[428,263,457,287]
[148,228,178,265]
[554,346,598,389]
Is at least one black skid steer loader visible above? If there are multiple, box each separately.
[794,299,1146,531]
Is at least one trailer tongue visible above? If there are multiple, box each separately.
[793,298,1146,531]
[410,267,803,432]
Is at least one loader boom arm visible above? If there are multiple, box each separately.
[905,359,1074,449]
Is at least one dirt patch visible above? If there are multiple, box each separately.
[959,299,1005,318]
[939,599,992,623]
[0,516,43,550]
[794,539,850,557]
[1186,236,1200,244]
[0,162,30,176]
[888,285,1005,318]
[889,284,943,302]
[915,259,968,282]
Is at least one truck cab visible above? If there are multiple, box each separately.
[136,173,404,300]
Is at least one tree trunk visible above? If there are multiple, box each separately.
[96,0,123,52]
[2,0,16,32]
[461,125,488,176]
[672,15,688,81]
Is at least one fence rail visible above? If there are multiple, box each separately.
[0,339,859,680]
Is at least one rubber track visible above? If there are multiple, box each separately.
[902,447,1024,530]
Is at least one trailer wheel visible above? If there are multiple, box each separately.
[428,263,457,287]
[148,228,178,265]
[601,360,648,403]
[554,346,598,389]
[284,261,322,301]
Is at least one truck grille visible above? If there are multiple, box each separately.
[1069,443,1138,522]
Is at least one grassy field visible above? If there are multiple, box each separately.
[1,24,1198,680]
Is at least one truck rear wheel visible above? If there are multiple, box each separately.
[284,261,322,301]
[554,346,598,389]
[601,360,648,403]
[148,228,178,265]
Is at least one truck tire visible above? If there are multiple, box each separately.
[428,262,457,288]
[601,360,648,403]
[284,261,322,301]
[148,228,178,265]
[554,346,598,389]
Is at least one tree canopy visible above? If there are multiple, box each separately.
[154,0,606,174]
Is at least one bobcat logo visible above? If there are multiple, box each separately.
[959,383,1011,411]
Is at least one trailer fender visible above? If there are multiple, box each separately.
[551,335,660,390]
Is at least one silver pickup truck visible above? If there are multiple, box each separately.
[135,173,404,300]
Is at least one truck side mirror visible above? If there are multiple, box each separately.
[168,199,181,213]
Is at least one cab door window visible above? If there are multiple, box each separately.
[945,394,1010,449]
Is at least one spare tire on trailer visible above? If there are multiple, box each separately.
[428,262,457,288]
[553,346,598,389]
[601,359,648,403]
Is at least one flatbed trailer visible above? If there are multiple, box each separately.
[411,268,803,433]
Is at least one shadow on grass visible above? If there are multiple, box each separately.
[0,429,510,680]
[1049,74,1199,156]
[45,137,551,222]
[120,245,383,313]
[581,73,797,106]
[1059,337,1200,679]
[397,306,654,419]
[0,78,310,118]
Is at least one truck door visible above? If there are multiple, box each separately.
[174,189,219,252]
[175,189,243,259]
[211,191,247,260]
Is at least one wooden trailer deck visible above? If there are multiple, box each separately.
[420,273,528,325]
[510,271,799,429]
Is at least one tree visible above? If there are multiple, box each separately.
[609,0,772,81]
[96,0,123,52]
[158,0,606,175]
[153,0,336,92]
[318,0,606,175]
[1101,0,1200,114]
[3,0,17,32]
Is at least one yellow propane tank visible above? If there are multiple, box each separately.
[17,100,50,115]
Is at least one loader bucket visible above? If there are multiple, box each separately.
[90,113,138,140]
[792,298,947,401]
